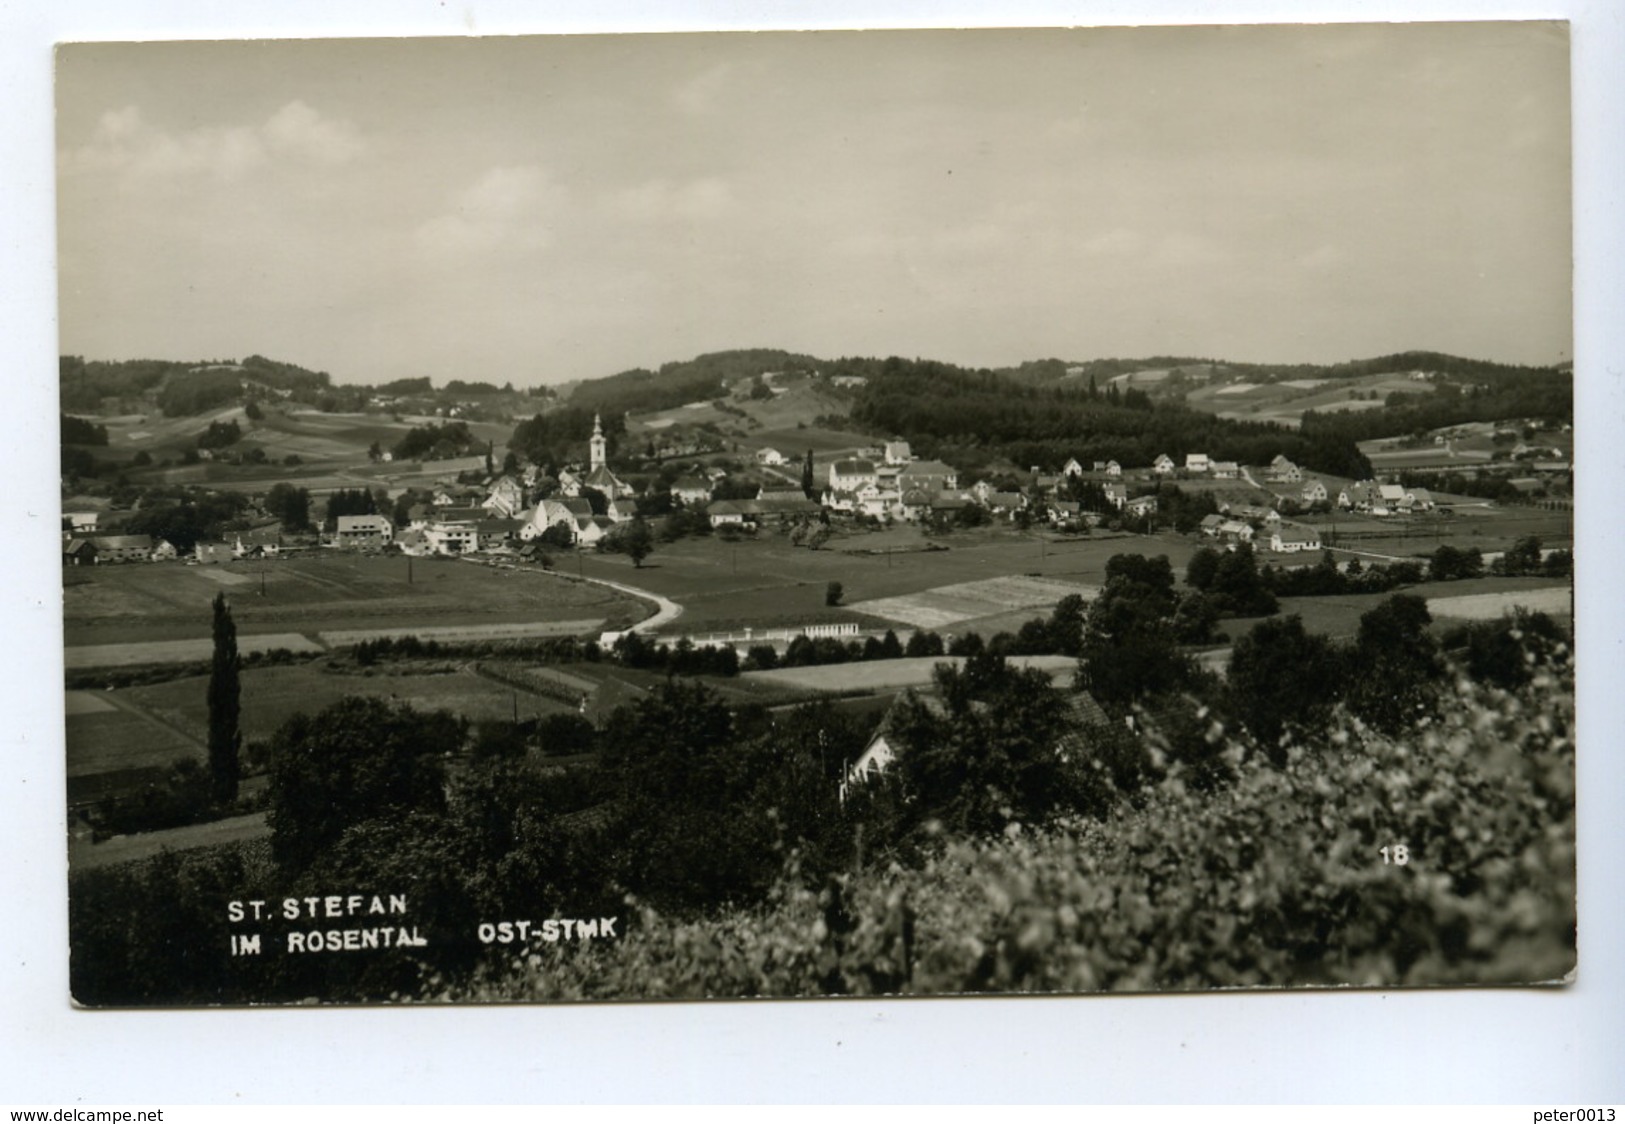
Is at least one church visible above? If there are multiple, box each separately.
[558,413,633,500]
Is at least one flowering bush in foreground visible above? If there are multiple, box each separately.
[456,650,1574,1001]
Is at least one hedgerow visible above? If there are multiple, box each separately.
[454,649,1573,1001]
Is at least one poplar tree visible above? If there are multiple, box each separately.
[207,592,241,806]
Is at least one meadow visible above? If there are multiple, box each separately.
[63,553,648,650]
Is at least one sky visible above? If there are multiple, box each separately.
[53,23,1572,387]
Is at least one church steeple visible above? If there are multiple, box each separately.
[589,413,607,471]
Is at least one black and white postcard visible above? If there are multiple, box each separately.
[56,23,1577,1007]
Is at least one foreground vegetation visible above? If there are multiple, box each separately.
[458,654,1574,1000]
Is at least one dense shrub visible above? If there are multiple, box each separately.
[457,652,1573,1001]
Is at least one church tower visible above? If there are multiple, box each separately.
[590,413,607,471]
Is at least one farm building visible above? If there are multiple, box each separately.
[194,543,235,565]
[90,535,154,564]
[63,538,98,566]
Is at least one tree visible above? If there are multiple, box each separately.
[889,655,1088,833]
[1226,615,1344,754]
[264,482,312,532]
[623,517,654,568]
[267,698,460,871]
[801,449,816,498]
[1077,554,1192,707]
[207,593,242,806]
[1344,595,1445,734]
[825,581,844,607]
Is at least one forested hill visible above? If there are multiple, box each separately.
[60,354,331,416]
[569,348,822,417]
[998,350,1568,390]
[841,357,1375,479]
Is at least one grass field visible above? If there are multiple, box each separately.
[66,699,198,782]
[847,575,1099,630]
[744,654,1079,693]
[585,524,1193,635]
[1426,586,1573,621]
[63,554,647,649]
[1236,576,1572,645]
[120,663,579,748]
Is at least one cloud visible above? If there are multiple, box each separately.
[415,165,564,254]
[263,100,365,164]
[673,63,734,115]
[609,177,734,223]
[60,101,364,180]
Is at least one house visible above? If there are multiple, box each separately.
[1153,454,1177,476]
[63,538,98,566]
[481,476,526,519]
[1124,495,1159,519]
[1199,513,1226,536]
[1185,453,1210,474]
[1061,457,1085,478]
[670,476,713,506]
[476,518,523,549]
[897,459,958,494]
[150,539,179,562]
[1104,460,1122,478]
[524,497,595,543]
[194,542,235,565]
[233,527,283,558]
[395,527,433,556]
[1049,500,1082,524]
[606,497,641,524]
[894,489,933,523]
[1404,488,1435,512]
[1378,484,1407,508]
[882,440,913,465]
[63,512,100,534]
[334,515,394,549]
[1270,523,1323,553]
[1210,461,1240,480]
[985,491,1027,515]
[854,481,896,519]
[1103,483,1129,510]
[1265,455,1303,484]
[91,534,154,563]
[1300,479,1330,505]
[707,499,751,528]
[828,458,879,492]
[755,447,787,467]
[1217,519,1254,542]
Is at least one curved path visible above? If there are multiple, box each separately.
[581,570,684,634]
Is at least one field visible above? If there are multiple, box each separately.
[744,654,1079,693]
[1308,503,1573,559]
[848,575,1099,630]
[1426,585,1572,621]
[1235,576,1573,646]
[577,524,1196,636]
[1183,372,1440,428]
[119,663,580,749]
[62,554,648,651]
